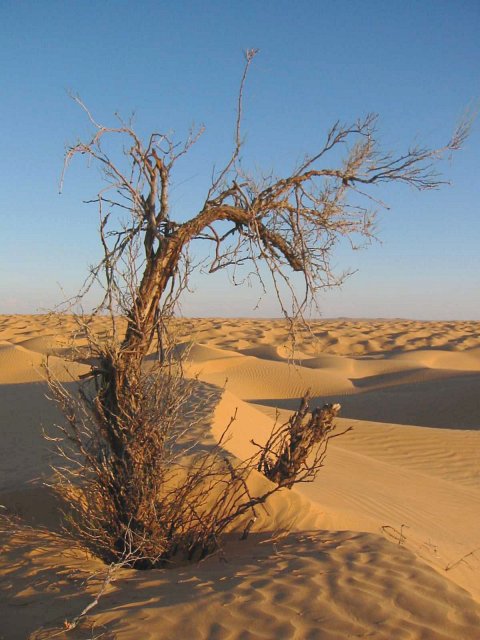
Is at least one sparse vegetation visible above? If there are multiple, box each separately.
[254,396,350,488]
[47,50,470,568]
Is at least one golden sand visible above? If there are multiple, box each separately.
[1,315,479,639]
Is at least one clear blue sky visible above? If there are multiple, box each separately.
[1,0,479,319]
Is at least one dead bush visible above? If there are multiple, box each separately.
[254,394,351,488]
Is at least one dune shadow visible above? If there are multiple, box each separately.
[0,519,115,639]
[0,381,68,491]
[251,372,480,430]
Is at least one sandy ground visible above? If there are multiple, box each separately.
[1,315,479,639]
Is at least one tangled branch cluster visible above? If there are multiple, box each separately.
[47,347,345,567]
[255,396,350,488]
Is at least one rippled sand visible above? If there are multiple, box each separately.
[1,315,479,639]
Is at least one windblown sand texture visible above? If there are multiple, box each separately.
[1,315,480,639]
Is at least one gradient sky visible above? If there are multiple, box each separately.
[1,0,479,319]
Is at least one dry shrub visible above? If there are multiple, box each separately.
[254,394,351,488]
[46,343,260,567]
[46,337,349,568]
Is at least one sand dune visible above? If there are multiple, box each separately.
[186,355,356,399]
[1,315,480,639]
[213,393,480,600]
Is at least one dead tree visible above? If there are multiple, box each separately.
[51,49,470,565]
[62,51,469,372]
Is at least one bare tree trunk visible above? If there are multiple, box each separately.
[122,242,183,361]
[97,239,183,457]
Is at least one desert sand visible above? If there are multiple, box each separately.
[1,315,480,639]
